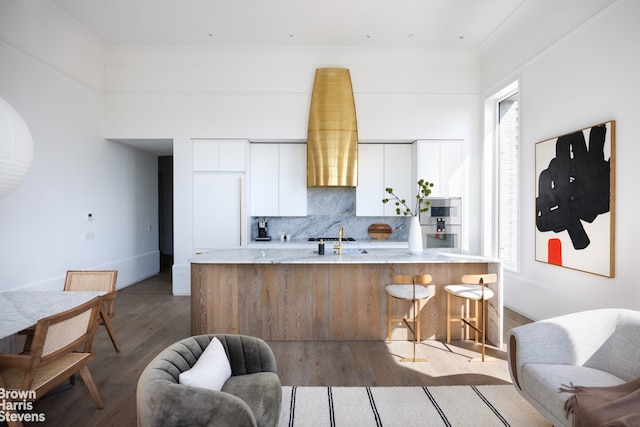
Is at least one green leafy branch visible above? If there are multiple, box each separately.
[382,179,434,216]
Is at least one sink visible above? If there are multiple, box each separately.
[310,248,368,255]
[339,248,368,254]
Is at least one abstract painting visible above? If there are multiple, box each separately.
[535,121,615,277]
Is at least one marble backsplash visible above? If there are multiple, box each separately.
[250,188,410,241]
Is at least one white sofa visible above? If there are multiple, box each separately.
[508,308,640,427]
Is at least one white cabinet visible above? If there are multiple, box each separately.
[356,143,413,216]
[193,173,245,249]
[355,144,383,216]
[384,144,414,216]
[416,140,463,197]
[277,144,307,216]
[250,143,307,217]
[193,139,247,172]
[250,144,278,216]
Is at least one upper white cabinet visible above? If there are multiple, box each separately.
[356,143,414,216]
[193,139,247,172]
[277,144,307,216]
[250,143,307,217]
[416,140,463,197]
[355,144,383,216]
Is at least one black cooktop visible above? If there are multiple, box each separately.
[308,237,356,242]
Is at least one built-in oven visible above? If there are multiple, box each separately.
[419,197,462,249]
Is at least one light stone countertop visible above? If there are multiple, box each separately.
[190,247,499,265]
[247,239,408,249]
[0,291,104,340]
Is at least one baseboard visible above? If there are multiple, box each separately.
[9,251,160,292]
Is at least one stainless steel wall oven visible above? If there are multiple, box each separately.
[419,197,462,249]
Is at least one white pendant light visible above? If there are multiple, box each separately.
[0,97,34,199]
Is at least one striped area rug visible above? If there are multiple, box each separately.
[278,385,551,427]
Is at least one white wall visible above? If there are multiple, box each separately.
[480,0,639,320]
[4,1,628,308]
[102,46,482,294]
[0,1,160,292]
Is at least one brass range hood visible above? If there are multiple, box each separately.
[307,68,358,187]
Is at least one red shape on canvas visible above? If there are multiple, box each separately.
[548,238,562,266]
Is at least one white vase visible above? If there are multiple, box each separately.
[408,215,423,254]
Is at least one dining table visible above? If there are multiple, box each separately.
[0,290,106,353]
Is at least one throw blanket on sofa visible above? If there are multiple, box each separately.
[560,377,640,427]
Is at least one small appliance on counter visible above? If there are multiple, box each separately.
[255,219,271,241]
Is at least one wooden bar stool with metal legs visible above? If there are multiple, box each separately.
[445,273,498,362]
[385,274,434,363]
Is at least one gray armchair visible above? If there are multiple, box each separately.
[508,308,640,427]
[137,334,282,427]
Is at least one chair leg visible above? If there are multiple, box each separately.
[446,293,450,343]
[462,300,468,340]
[22,332,34,353]
[401,297,427,363]
[79,365,105,409]
[474,300,479,343]
[387,294,392,343]
[100,306,121,352]
[414,299,420,343]
[468,299,495,363]
[481,300,486,362]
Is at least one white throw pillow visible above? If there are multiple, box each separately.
[179,337,232,391]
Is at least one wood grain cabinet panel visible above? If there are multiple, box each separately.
[191,261,498,343]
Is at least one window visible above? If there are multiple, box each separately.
[497,90,519,270]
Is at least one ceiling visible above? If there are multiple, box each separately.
[50,0,616,155]
[52,0,529,49]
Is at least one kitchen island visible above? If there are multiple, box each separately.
[191,248,503,346]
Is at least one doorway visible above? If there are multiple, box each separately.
[158,155,174,272]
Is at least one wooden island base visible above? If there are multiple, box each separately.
[191,260,502,345]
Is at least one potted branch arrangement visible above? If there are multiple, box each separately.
[382,179,434,254]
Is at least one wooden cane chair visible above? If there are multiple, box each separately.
[64,270,120,352]
[0,296,105,422]
[445,273,498,362]
[385,274,434,362]
[0,375,22,427]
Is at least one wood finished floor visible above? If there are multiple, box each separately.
[8,266,532,427]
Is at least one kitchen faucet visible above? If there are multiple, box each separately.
[333,225,344,255]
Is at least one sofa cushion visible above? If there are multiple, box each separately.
[521,363,626,426]
[179,337,232,391]
[222,372,282,427]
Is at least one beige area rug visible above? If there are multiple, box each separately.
[279,385,552,427]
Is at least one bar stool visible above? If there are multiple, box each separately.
[444,273,497,362]
[385,274,434,362]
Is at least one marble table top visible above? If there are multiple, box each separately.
[191,248,500,265]
[0,291,104,339]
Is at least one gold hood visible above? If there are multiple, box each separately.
[307,68,358,187]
